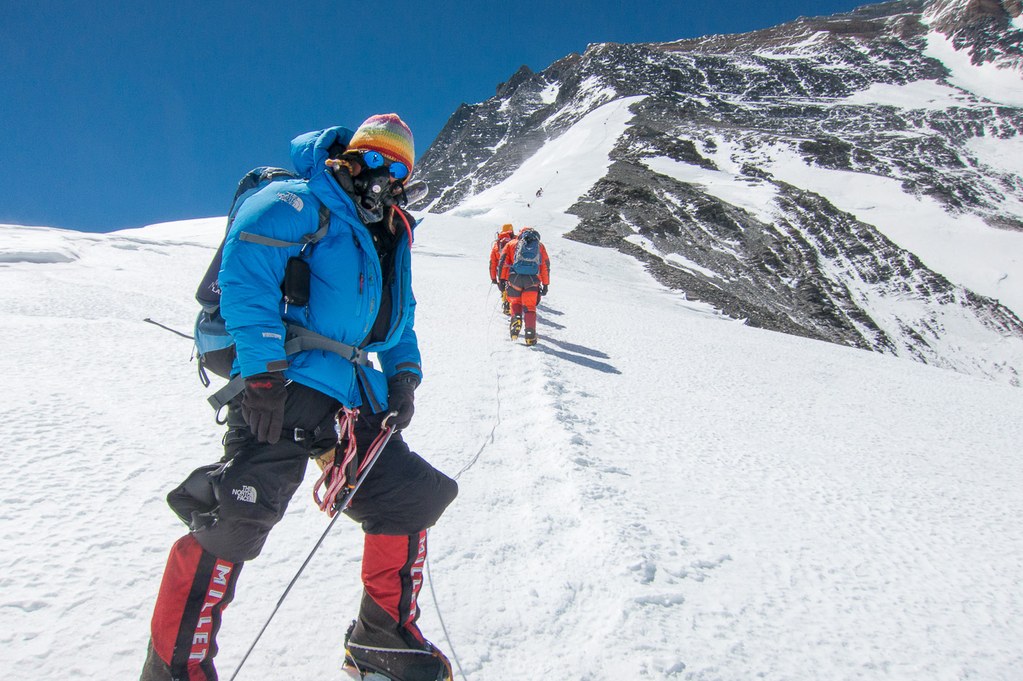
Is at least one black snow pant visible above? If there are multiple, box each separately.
[141,381,458,681]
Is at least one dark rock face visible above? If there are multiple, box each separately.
[413,0,1023,384]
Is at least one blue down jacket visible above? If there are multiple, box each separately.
[218,126,421,412]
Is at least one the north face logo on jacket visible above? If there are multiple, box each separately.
[277,191,304,212]
[231,486,257,503]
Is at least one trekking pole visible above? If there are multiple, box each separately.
[228,425,396,681]
[143,317,193,340]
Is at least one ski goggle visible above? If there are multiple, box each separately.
[360,150,409,181]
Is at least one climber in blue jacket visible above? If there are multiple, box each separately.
[141,114,457,681]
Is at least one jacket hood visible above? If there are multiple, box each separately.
[290,126,355,179]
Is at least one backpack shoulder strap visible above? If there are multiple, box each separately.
[304,203,331,245]
[238,201,332,249]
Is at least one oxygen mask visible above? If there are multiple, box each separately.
[351,166,399,224]
[327,151,427,224]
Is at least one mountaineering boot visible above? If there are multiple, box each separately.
[524,327,537,346]
[509,315,522,341]
[502,298,511,315]
[344,593,452,681]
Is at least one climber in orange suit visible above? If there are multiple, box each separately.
[497,227,550,346]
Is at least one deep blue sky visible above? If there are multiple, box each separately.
[1,0,868,232]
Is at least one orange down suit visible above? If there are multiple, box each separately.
[497,236,550,337]
[489,233,513,282]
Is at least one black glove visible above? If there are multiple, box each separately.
[539,284,549,297]
[384,372,420,431]
[498,280,507,292]
[491,278,498,285]
[241,372,287,443]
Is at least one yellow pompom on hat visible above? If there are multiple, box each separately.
[347,113,415,176]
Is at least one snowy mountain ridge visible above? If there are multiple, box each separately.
[413,0,1023,386]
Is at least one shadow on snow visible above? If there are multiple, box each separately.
[530,304,621,374]
[529,342,621,375]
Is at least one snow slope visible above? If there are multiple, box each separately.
[2,99,1023,679]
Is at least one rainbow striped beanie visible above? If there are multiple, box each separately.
[347,113,415,177]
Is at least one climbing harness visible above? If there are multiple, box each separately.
[314,408,395,516]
